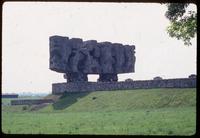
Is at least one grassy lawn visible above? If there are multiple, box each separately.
[2,107,196,135]
[1,88,196,135]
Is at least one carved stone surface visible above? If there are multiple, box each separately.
[49,35,136,82]
[64,73,88,82]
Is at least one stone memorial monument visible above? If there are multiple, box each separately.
[50,35,136,94]
[50,35,136,83]
[49,35,196,94]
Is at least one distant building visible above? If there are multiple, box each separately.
[153,76,163,80]
[2,93,18,98]
[11,99,54,105]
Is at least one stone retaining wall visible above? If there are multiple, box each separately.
[52,78,196,94]
[11,99,54,105]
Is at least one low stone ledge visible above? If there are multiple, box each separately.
[11,99,54,105]
[52,78,196,94]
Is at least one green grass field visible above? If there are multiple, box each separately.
[2,88,196,135]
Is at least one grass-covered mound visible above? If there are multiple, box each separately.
[40,88,196,112]
[2,88,196,135]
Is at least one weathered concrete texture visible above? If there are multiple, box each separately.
[52,78,196,94]
[11,99,54,105]
[49,36,135,82]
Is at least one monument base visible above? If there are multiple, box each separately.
[52,78,196,94]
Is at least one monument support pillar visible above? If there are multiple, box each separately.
[64,72,88,82]
[98,73,118,82]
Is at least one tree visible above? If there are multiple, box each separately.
[165,3,197,46]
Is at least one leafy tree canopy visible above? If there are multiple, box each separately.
[165,3,197,46]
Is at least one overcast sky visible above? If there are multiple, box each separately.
[2,2,197,93]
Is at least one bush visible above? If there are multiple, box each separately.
[22,106,28,110]
[153,77,163,80]
[125,78,134,82]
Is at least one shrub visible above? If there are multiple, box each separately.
[125,78,134,82]
[153,76,163,80]
[22,106,28,110]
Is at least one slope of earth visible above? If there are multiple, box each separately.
[2,88,196,135]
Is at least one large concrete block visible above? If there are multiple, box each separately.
[49,36,136,82]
